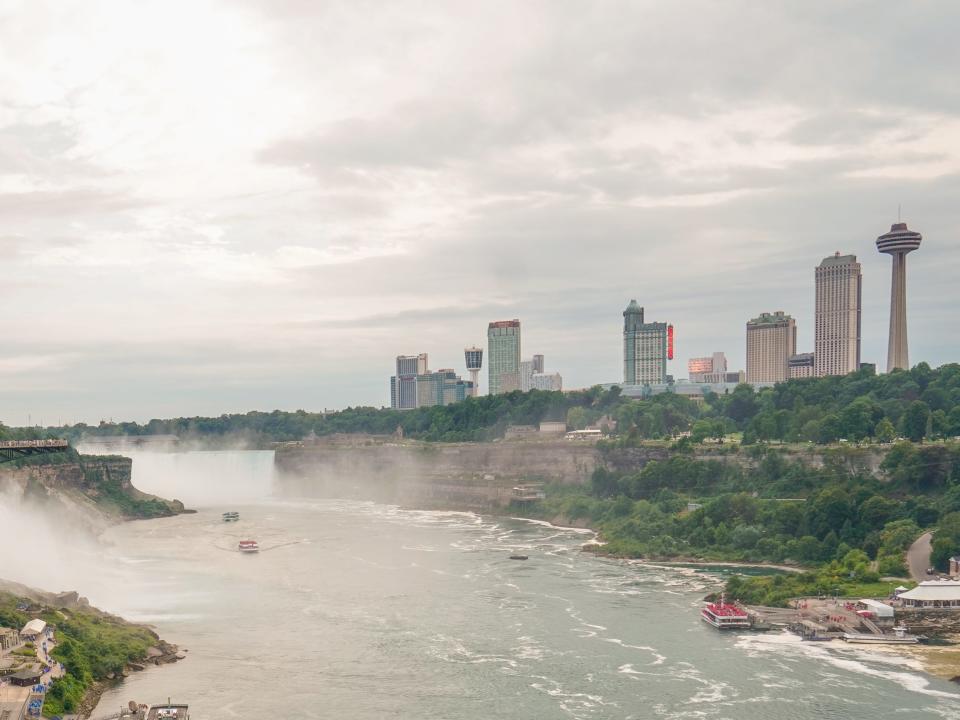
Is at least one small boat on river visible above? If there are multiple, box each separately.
[222,511,239,522]
[509,554,529,560]
[238,540,259,553]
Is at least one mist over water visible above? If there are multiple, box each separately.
[0,486,104,595]
[77,445,276,508]
[70,450,960,719]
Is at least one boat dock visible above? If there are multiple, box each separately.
[745,597,923,643]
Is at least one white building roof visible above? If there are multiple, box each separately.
[899,580,960,602]
[858,599,895,617]
[21,619,46,635]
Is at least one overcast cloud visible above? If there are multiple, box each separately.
[1,0,958,424]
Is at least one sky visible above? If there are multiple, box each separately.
[1,0,958,425]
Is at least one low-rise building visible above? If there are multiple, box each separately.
[899,580,960,609]
[504,425,538,440]
[539,421,567,434]
[531,372,563,391]
[0,627,19,651]
[20,619,46,640]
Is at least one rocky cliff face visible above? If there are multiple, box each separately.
[274,438,895,511]
[0,454,186,533]
[275,438,599,510]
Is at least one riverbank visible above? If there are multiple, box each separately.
[506,513,960,683]
[0,582,184,718]
[71,639,184,719]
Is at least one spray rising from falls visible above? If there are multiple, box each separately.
[78,446,278,509]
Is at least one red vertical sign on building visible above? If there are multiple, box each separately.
[667,325,674,360]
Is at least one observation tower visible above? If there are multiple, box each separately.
[876,221,922,372]
[465,347,483,397]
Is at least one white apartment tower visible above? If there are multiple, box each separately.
[746,312,796,383]
[814,253,862,377]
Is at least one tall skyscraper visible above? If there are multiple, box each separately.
[622,300,671,385]
[746,311,796,383]
[390,353,429,409]
[464,347,483,397]
[814,252,862,377]
[623,300,644,384]
[487,320,521,395]
[876,222,922,372]
[532,354,544,374]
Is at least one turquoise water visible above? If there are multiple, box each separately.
[80,451,959,719]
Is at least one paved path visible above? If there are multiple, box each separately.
[907,531,934,581]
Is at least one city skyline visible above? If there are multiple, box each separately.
[0,3,958,424]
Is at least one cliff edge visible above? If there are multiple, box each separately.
[0,450,189,534]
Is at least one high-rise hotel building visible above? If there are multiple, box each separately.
[623,300,671,385]
[487,319,521,395]
[814,253,861,377]
[746,311,796,383]
[391,353,429,409]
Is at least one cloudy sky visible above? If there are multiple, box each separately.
[1,1,958,425]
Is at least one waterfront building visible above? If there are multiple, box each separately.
[746,311,796,383]
[623,300,671,385]
[464,347,483,397]
[898,581,960,609]
[390,353,429,410]
[488,319,521,395]
[788,352,815,379]
[688,352,728,383]
[531,372,563,391]
[876,222,922,372]
[815,253,862,377]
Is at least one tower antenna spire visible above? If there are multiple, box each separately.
[898,203,901,222]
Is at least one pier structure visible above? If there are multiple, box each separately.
[0,439,70,462]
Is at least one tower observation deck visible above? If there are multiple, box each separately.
[876,222,922,372]
[465,347,483,397]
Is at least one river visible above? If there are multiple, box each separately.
[80,449,959,719]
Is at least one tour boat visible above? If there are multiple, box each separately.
[222,511,239,522]
[238,540,259,553]
[701,596,752,630]
[147,702,189,719]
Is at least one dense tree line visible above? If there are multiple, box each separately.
[6,362,958,447]
[542,443,960,574]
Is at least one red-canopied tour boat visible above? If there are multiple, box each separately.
[701,595,751,629]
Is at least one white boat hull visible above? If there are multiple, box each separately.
[842,633,918,644]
